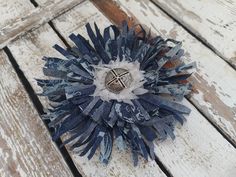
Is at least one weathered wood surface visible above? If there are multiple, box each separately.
[3,0,236,176]
[0,51,73,177]
[0,0,34,30]
[152,0,236,68]
[110,0,236,146]
[8,1,236,177]
[154,99,236,177]
[0,0,84,49]
[7,22,167,177]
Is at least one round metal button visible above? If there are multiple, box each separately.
[105,68,133,93]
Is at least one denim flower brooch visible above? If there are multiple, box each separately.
[37,21,196,166]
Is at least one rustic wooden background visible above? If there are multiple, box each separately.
[0,0,236,177]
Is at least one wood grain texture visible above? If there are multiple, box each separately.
[0,51,73,177]
[113,0,236,145]
[0,0,84,49]
[154,99,236,177]
[7,22,167,177]
[152,0,236,68]
[0,0,34,29]
[50,1,236,176]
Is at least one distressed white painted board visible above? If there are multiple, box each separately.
[0,51,73,177]
[0,0,34,30]
[0,0,84,49]
[152,0,236,68]
[7,23,167,177]
[50,1,236,176]
[115,0,236,145]
[154,99,236,177]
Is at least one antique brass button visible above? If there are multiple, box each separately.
[105,68,133,93]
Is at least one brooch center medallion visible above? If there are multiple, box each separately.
[105,68,133,93]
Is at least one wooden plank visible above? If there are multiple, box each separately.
[0,51,73,177]
[7,22,167,177]
[52,1,236,176]
[104,0,236,145]
[0,0,85,49]
[152,0,236,68]
[0,0,34,30]
[154,99,236,177]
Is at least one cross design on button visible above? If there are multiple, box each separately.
[105,68,133,93]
